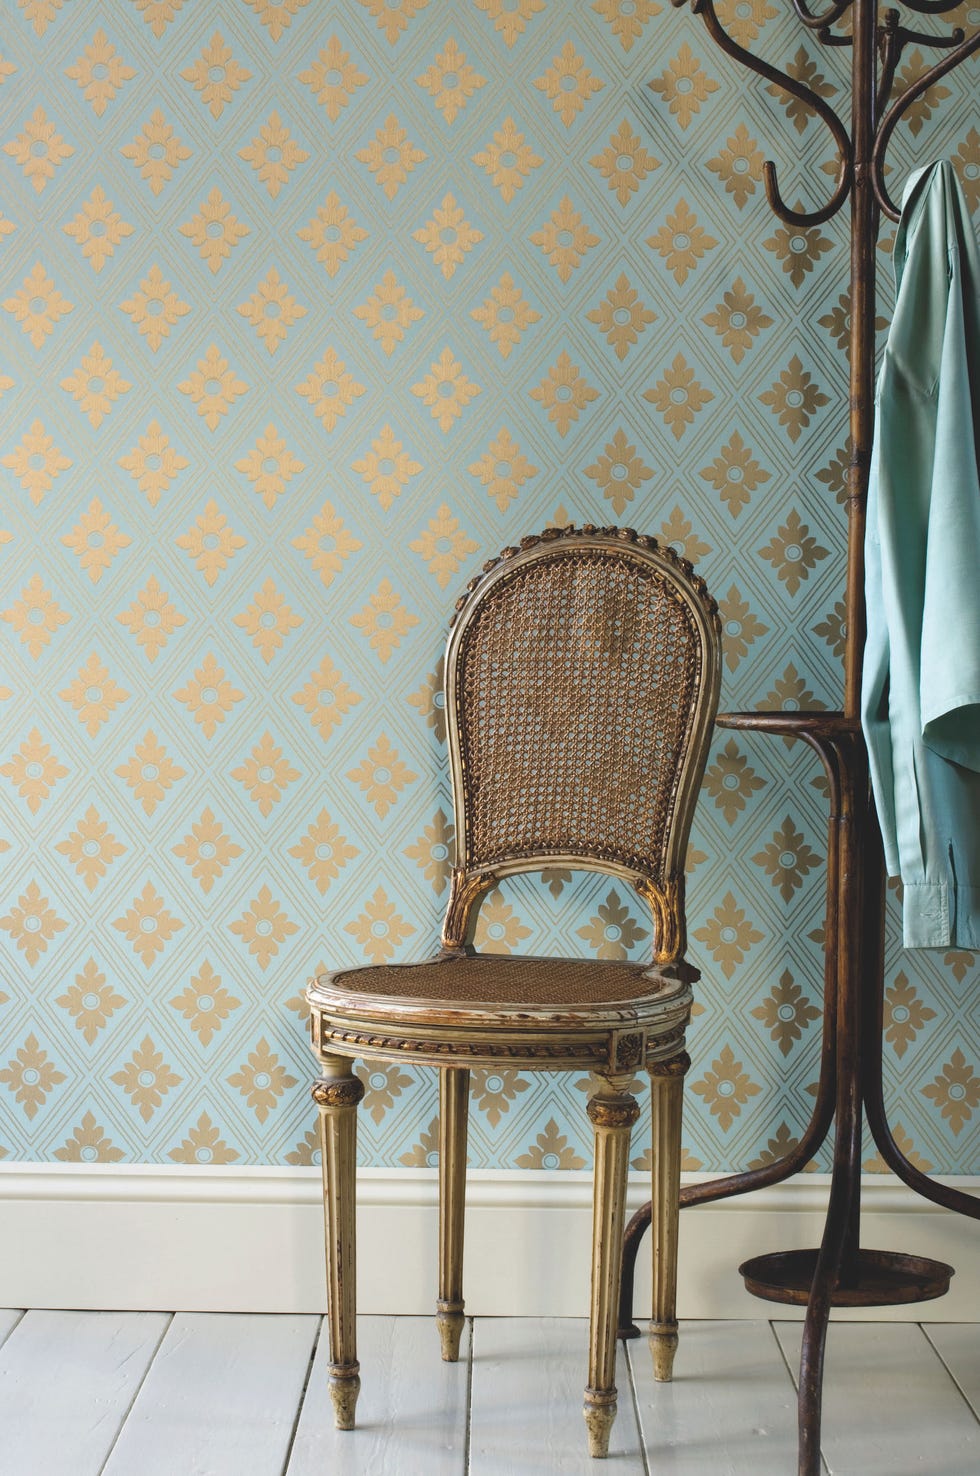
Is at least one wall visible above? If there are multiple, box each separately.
[0,0,977,1178]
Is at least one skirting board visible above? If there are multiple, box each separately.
[1,1164,977,1319]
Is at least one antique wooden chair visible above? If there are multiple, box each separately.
[306,524,720,1457]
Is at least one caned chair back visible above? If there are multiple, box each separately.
[442,526,721,964]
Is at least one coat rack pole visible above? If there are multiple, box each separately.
[618,4,980,1470]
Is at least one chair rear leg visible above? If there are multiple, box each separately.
[437,1065,469,1361]
[585,1080,639,1458]
[314,1059,365,1429]
[649,1052,689,1382]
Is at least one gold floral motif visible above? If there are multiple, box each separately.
[699,430,770,516]
[121,109,190,194]
[113,1035,181,1120]
[411,346,480,431]
[228,1039,297,1123]
[707,122,764,209]
[471,272,539,358]
[65,29,135,116]
[354,269,423,355]
[516,1118,586,1170]
[347,732,418,818]
[647,198,717,285]
[893,50,952,137]
[298,192,368,276]
[530,196,598,281]
[237,425,305,510]
[173,654,244,738]
[747,1123,809,1172]
[863,1123,933,1175]
[2,419,71,504]
[923,1049,980,1136]
[245,0,310,41]
[591,0,661,52]
[758,508,830,594]
[57,958,125,1044]
[116,576,185,661]
[55,805,125,891]
[474,0,545,47]
[474,890,532,953]
[586,273,655,360]
[59,652,129,737]
[178,345,249,428]
[713,0,778,46]
[17,1,66,36]
[416,38,485,122]
[659,505,710,564]
[173,808,242,894]
[119,264,189,352]
[649,44,719,129]
[0,1032,65,1117]
[752,815,821,902]
[408,664,447,744]
[468,427,537,511]
[61,343,131,428]
[113,884,183,967]
[0,881,67,965]
[763,218,834,289]
[181,32,252,119]
[286,1129,320,1166]
[2,574,70,658]
[292,499,361,580]
[703,737,765,825]
[358,1061,415,1124]
[584,429,654,516]
[231,731,300,816]
[471,1068,530,1126]
[133,1,185,37]
[691,1044,762,1131]
[230,886,299,969]
[534,41,603,127]
[176,498,247,583]
[413,193,483,279]
[118,422,189,507]
[357,113,426,199]
[399,1116,440,1167]
[530,351,598,437]
[238,112,309,197]
[761,663,826,721]
[169,1113,239,1165]
[4,262,73,347]
[945,950,976,984]
[884,971,937,1058]
[409,504,479,588]
[115,730,185,815]
[64,187,134,273]
[693,891,764,979]
[702,278,773,364]
[170,960,240,1046]
[632,1142,703,1173]
[179,188,249,274]
[237,268,306,354]
[577,889,649,960]
[759,355,828,443]
[644,353,713,440]
[233,577,303,663]
[289,810,359,894]
[813,598,848,660]
[359,0,429,42]
[298,36,367,120]
[473,116,541,202]
[404,808,454,894]
[713,582,769,670]
[3,106,73,192]
[346,886,416,964]
[952,127,980,213]
[55,1112,124,1163]
[816,442,851,506]
[296,347,365,430]
[766,46,836,133]
[751,969,820,1056]
[292,657,361,739]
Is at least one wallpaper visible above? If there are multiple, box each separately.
[0,0,977,1177]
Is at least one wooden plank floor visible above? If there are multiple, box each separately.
[0,1311,977,1475]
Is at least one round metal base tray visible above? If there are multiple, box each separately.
[739,1247,954,1307]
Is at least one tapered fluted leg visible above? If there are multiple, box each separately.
[649,1053,689,1382]
[585,1082,639,1458]
[437,1066,469,1361]
[314,1060,365,1429]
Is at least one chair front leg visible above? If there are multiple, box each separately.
[649,1052,689,1382]
[585,1080,639,1459]
[437,1065,469,1361]
[314,1058,365,1429]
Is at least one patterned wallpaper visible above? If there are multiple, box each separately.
[0,0,977,1176]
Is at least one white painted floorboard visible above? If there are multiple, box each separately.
[774,1321,980,1476]
[629,1319,800,1475]
[925,1324,980,1421]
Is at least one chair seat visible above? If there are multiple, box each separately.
[308,952,694,1074]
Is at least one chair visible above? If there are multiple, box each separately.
[306,524,721,1457]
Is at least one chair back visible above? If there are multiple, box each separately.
[442,526,721,965]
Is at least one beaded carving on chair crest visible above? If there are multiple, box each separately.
[443,527,721,965]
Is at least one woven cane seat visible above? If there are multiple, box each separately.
[316,953,673,1007]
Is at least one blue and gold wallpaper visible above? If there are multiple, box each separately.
[0,0,977,1174]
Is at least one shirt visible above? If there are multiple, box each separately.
[861,159,980,949]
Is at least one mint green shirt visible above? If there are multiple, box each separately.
[862,160,980,948]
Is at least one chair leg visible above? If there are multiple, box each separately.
[437,1065,469,1361]
[649,1052,689,1382]
[585,1080,639,1459]
[313,1059,365,1430]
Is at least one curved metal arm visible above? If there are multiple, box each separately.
[901,0,970,13]
[792,0,854,31]
[678,0,853,226]
[872,24,980,219]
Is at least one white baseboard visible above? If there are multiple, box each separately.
[1,1164,977,1319]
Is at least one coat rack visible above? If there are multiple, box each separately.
[617,3,980,1471]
